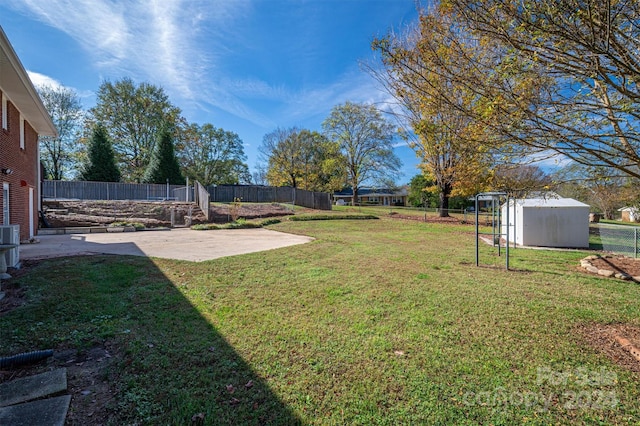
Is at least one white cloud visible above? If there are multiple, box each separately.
[4,0,413,134]
[27,71,63,89]
[7,0,252,117]
[527,151,574,170]
[27,70,94,104]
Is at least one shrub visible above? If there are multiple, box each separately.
[260,218,282,226]
[289,214,378,221]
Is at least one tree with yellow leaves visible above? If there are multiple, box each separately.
[260,127,346,192]
[372,9,499,216]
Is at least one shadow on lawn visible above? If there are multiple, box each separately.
[1,242,301,425]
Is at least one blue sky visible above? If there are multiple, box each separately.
[0,0,422,184]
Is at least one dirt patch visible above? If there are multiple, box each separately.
[0,342,120,425]
[577,323,640,374]
[1,260,118,424]
[587,255,640,279]
[42,200,295,228]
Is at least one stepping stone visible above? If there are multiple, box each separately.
[0,368,67,407]
[0,395,71,426]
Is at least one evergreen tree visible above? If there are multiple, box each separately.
[143,130,185,184]
[80,124,121,182]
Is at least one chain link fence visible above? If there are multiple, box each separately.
[590,223,640,257]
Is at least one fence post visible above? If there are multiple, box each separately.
[635,227,638,259]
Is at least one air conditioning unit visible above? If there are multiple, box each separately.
[0,225,20,268]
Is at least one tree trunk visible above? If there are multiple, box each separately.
[438,183,451,217]
[352,187,359,206]
[604,209,615,220]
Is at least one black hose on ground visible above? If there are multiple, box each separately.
[0,349,54,368]
[39,210,50,228]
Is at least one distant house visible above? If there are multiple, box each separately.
[333,188,408,206]
[619,207,639,223]
[0,26,57,244]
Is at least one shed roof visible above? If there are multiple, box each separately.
[0,26,57,137]
[512,197,590,208]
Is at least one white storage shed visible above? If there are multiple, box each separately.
[501,197,590,248]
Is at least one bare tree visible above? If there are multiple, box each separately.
[444,0,640,179]
[37,84,84,179]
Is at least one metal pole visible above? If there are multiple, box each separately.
[166,178,169,200]
[506,195,510,270]
[512,196,516,250]
[635,227,638,259]
[496,196,501,257]
[475,194,480,266]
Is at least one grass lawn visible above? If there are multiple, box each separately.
[2,214,640,424]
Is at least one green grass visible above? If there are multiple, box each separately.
[2,215,640,424]
[600,219,640,227]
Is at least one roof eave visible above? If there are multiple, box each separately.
[0,26,57,137]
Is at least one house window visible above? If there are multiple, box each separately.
[2,183,9,225]
[1,94,6,130]
[19,114,25,149]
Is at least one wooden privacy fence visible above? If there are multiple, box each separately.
[207,185,332,210]
[42,181,333,211]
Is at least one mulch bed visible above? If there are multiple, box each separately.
[587,255,640,278]
[577,323,640,374]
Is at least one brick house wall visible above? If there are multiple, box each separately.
[0,91,40,241]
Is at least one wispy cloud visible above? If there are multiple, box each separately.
[526,151,574,170]
[5,0,415,134]
[7,0,255,118]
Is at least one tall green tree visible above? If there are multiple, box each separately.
[89,78,182,182]
[178,123,250,185]
[407,174,438,208]
[79,124,120,182]
[37,84,84,180]
[143,130,184,185]
[260,127,346,192]
[322,102,400,205]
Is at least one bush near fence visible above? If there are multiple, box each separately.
[43,181,332,211]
